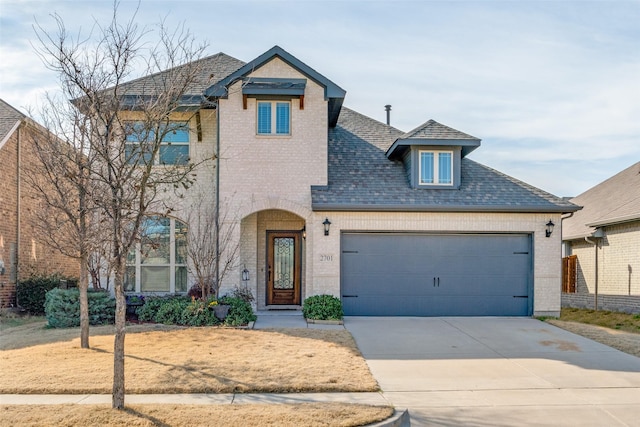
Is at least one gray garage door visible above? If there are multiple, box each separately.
[341,233,532,316]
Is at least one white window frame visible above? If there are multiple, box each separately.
[125,216,188,294]
[256,100,291,135]
[419,150,453,186]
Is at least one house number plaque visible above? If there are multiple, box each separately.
[319,254,333,262]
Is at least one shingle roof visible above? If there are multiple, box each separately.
[563,161,640,240]
[110,52,246,105]
[401,119,480,140]
[0,98,25,146]
[311,107,579,213]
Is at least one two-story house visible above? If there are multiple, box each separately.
[118,46,579,317]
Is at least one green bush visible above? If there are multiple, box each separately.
[219,296,257,326]
[154,297,191,325]
[44,288,115,328]
[181,300,220,326]
[17,275,79,315]
[302,294,343,320]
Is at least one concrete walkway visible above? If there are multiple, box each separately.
[345,317,640,427]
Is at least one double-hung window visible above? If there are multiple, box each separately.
[125,121,190,165]
[257,101,290,135]
[419,150,453,185]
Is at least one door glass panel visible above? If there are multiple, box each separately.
[273,237,295,289]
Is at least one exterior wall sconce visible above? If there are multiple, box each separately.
[545,220,555,238]
[241,266,250,282]
[322,218,331,236]
[301,225,306,240]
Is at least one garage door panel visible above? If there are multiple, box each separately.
[341,233,532,316]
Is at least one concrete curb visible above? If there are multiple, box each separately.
[305,318,344,325]
[366,409,410,427]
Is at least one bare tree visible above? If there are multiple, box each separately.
[22,97,98,350]
[33,4,210,409]
[186,193,240,300]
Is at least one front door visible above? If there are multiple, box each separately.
[267,231,302,305]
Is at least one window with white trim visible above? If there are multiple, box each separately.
[125,216,188,293]
[125,121,190,165]
[419,150,453,185]
[257,101,290,135]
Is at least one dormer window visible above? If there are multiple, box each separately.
[257,101,291,135]
[420,150,453,186]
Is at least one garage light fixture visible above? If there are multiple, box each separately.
[545,220,555,238]
[323,218,332,236]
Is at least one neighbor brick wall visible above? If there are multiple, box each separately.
[566,221,639,296]
[562,293,640,314]
[0,125,80,307]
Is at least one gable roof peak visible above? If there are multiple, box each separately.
[401,119,480,141]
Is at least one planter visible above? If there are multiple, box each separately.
[126,302,143,315]
[212,304,230,320]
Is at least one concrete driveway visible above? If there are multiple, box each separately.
[345,317,640,427]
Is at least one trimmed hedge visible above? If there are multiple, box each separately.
[302,294,344,320]
[137,295,256,326]
[44,288,115,328]
[17,275,78,315]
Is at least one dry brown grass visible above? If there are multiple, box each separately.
[558,307,640,333]
[0,403,394,427]
[0,322,378,394]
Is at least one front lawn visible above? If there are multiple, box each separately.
[0,323,378,394]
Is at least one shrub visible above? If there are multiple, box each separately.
[136,296,167,322]
[219,296,257,326]
[154,297,191,325]
[17,275,79,315]
[44,288,115,328]
[228,285,255,304]
[187,282,215,300]
[181,300,220,326]
[302,294,343,320]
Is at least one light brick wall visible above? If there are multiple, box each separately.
[0,125,80,307]
[567,221,640,296]
[217,57,328,213]
[307,211,564,317]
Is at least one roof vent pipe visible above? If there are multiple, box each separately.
[384,104,391,125]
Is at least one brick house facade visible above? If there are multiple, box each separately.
[0,99,80,308]
[88,46,581,317]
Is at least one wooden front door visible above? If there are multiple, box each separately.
[267,231,302,305]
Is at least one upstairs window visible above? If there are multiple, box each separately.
[419,150,453,185]
[257,101,290,135]
[125,121,190,165]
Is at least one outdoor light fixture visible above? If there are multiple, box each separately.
[322,218,332,236]
[545,220,555,238]
[241,266,250,282]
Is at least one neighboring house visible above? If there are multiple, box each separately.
[108,46,580,317]
[562,162,640,312]
[0,99,80,307]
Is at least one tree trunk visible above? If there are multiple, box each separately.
[79,256,90,349]
[112,260,126,409]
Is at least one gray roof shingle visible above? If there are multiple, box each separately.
[401,119,480,140]
[563,161,640,240]
[311,107,579,213]
[0,98,25,143]
[110,52,246,104]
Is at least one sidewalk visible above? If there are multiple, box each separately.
[0,392,388,406]
[253,310,345,330]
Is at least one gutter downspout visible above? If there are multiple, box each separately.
[215,101,220,297]
[584,236,598,310]
[16,125,22,307]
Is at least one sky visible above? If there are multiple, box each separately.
[1,0,639,198]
